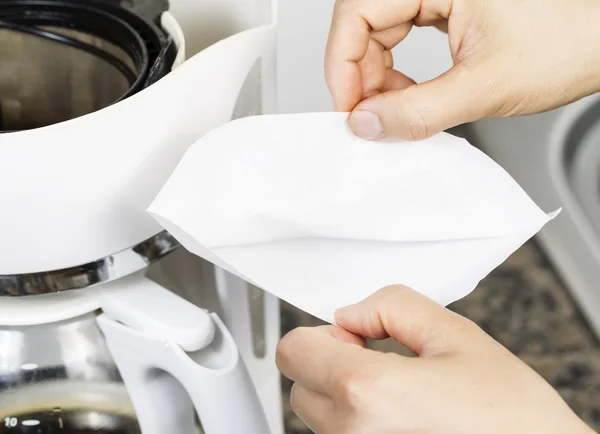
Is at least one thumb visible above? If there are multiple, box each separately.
[348,65,495,141]
[334,285,475,356]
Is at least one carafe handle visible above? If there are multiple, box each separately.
[96,273,271,434]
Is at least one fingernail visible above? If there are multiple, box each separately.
[348,110,385,140]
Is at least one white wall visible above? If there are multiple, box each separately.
[276,0,453,114]
[170,0,272,56]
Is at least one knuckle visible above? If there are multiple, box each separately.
[374,285,415,308]
[484,79,509,116]
[404,111,429,141]
[335,0,356,8]
[475,65,514,118]
[275,327,308,369]
[377,284,412,298]
[335,370,374,409]
[333,0,367,19]
[333,0,355,14]
[395,94,429,141]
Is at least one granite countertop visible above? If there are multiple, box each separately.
[280,240,600,433]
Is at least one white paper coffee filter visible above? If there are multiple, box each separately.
[149,112,559,323]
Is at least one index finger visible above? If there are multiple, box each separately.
[276,325,369,394]
[325,0,421,111]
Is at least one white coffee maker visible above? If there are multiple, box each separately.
[0,0,283,432]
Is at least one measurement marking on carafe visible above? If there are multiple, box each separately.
[21,420,40,427]
[20,363,38,371]
[3,418,17,428]
[58,417,64,429]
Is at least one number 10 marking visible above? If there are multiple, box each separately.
[4,418,17,428]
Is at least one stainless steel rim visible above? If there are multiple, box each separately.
[0,231,181,296]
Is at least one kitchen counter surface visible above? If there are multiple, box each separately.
[280,240,600,433]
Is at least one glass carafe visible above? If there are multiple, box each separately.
[0,271,270,434]
[0,313,140,434]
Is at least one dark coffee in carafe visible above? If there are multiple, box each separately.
[0,408,141,434]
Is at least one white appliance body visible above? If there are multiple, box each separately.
[0,0,277,275]
[0,0,284,432]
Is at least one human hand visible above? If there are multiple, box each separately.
[276,285,595,434]
[325,0,600,141]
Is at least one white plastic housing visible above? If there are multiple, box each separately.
[0,0,276,274]
[98,274,271,434]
